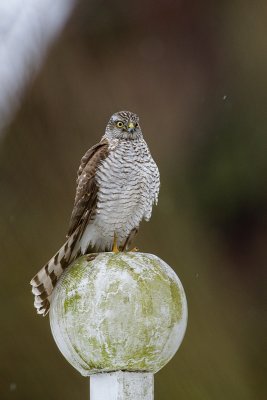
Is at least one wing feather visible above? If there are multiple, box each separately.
[67,139,109,237]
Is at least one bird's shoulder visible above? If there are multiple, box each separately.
[77,138,110,182]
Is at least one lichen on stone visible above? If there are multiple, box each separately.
[50,252,187,376]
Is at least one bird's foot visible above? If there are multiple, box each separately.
[129,247,139,252]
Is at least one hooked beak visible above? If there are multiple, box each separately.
[127,122,136,133]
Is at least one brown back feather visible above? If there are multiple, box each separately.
[30,139,109,316]
[67,139,109,237]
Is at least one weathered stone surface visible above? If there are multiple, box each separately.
[50,252,187,376]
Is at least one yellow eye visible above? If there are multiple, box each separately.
[116,121,124,128]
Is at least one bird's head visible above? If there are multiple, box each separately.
[105,111,142,140]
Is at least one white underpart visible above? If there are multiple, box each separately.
[79,137,160,252]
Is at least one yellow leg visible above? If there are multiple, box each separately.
[112,233,120,253]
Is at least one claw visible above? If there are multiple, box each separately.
[129,247,139,252]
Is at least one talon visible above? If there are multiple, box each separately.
[112,233,120,253]
[129,247,139,252]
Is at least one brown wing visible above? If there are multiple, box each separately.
[67,139,109,237]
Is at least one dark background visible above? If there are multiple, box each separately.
[0,1,266,399]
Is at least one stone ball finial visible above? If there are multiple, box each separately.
[49,252,187,376]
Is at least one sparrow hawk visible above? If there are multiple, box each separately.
[30,111,160,315]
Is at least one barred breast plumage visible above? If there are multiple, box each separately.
[80,137,159,252]
[30,110,160,315]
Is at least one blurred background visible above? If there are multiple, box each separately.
[0,0,266,399]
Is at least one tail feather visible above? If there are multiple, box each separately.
[30,227,81,316]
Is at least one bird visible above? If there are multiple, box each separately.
[30,110,160,316]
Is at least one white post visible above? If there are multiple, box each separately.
[90,372,154,400]
[49,253,188,399]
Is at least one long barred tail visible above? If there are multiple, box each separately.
[30,228,82,316]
